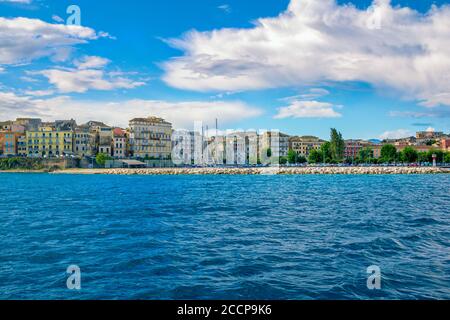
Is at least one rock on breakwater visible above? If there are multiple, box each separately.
[53,166,449,175]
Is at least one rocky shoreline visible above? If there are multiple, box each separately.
[51,166,450,175]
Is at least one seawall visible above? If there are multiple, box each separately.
[52,167,450,175]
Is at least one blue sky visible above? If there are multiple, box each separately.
[0,0,449,140]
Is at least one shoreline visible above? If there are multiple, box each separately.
[41,166,450,175]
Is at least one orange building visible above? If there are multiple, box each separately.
[441,139,450,152]
[0,131,23,156]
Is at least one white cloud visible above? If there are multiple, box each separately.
[0,17,108,65]
[162,0,450,109]
[281,88,330,102]
[426,127,435,133]
[379,129,414,140]
[38,68,145,93]
[0,0,32,3]
[0,92,262,128]
[0,66,4,73]
[23,89,54,97]
[35,56,144,93]
[274,100,342,119]
[74,56,111,69]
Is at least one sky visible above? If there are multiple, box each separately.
[0,0,449,140]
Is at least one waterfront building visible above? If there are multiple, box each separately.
[112,128,127,158]
[73,125,95,158]
[344,140,362,159]
[224,131,259,165]
[84,121,112,155]
[0,131,19,156]
[172,130,198,165]
[26,125,74,157]
[289,136,326,157]
[98,127,113,155]
[372,145,382,159]
[17,135,27,157]
[0,123,26,156]
[128,116,172,159]
[259,131,290,160]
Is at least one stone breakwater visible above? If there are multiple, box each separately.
[53,167,449,175]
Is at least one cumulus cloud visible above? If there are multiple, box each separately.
[162,0,450,109]
[379,129,414,140]
[274,100,342,119]
[0,91,262,128]
[38,68,145,93]
[36,56,144,93]
[74,56,110,69]
[0,17,108,65]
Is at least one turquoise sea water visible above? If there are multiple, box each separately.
[0,173,449,300]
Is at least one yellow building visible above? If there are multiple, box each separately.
[129,116,172,159]
[289,136,326,157]
[26,126,74,157]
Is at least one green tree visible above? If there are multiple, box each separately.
[266,148,272,158]
[380,144,397,163]
[297,155,307,164]
[418,152,429,163]
[358,147,374,164]
[444,152,450,164]
[320,142,332,163]
[96,153,112,166]
[401,146,418,163]
[427,149,445,163]
[308,149,323,164]
[329,128,345,162]
[287,149,297,164]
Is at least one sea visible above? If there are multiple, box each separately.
[0,173,448,299]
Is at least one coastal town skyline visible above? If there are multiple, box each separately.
[1,115,449,166]
[1,0,450,141]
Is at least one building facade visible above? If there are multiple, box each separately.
[26,126,74,157]
[128,117,172,159]
[112,128,127,158]
[289,136,325,157]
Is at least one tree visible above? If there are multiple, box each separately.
[308,149,323,164]
[287,149,297,164]
[401,146,418,163]
[320,142,332,163]
[297,155,307,164]
[418,152,429,163]
[358,147,374,164]
[96,153,112,166]
[427,149,445,163]
[329,128,345,162]
[380,144,397,163]
[266,148,272,158]
[444,152,450,164]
